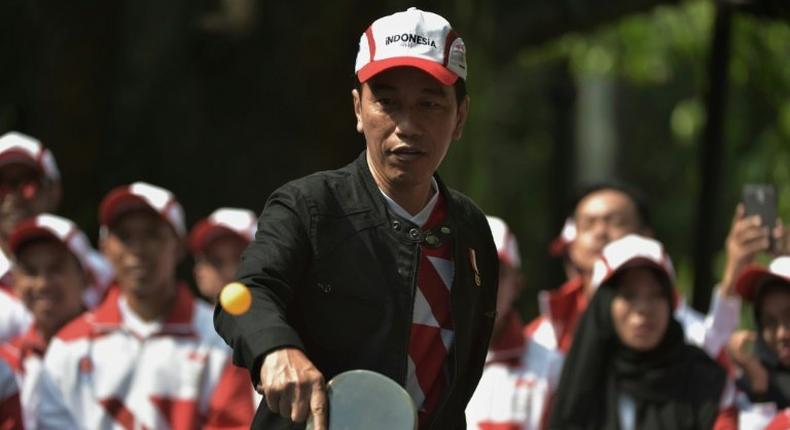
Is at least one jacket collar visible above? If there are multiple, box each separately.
[19,324,47,358]
[351,151,455,225]
[539,276,587,352]
[89,282,195,336]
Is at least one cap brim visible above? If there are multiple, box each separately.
[99,191,158,228]
[189,222,248,256]
[9,224,62,255]
[357,57,459,86]
[0,151,42,174]
[735,265,790,302]
[598,257,678,306]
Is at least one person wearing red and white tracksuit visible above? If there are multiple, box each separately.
[478,184,742,429]
[43,182,254,429]
[0,213,113,429]
[466,216,564,430]
[188,207,257,304]
[0,131,65,343]
[188,207,262,407]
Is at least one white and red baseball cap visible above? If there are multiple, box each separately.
[9,213,114,308]
[0,131,60,182]
[590,234,676,296]
[735,256,790,302]
[486,215,521,269]
[99,182,186,237]
[189,207,257,256]
[355,7,467,85]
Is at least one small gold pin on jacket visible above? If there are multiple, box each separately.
[469,248,481,287]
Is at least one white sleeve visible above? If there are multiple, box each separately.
[703,287,742,357]
[42,338,81,424]
[674,290,741,358]
[29,363,80,430]
[0,360,18,401]
[0,293,32,344]
[737,395,777,430]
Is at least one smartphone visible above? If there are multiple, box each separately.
[743,184,777,251]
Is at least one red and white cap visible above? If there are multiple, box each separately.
[355,7,467,85]
[549,217,577,257]
[189,207,257,256]
[0,131,60,182]
[735,256,790,302]
[99,182,186,237]
[9,213,114,308]
[486,215,521,269]
[590,234,676,294]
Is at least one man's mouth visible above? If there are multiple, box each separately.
[390,146,425,159]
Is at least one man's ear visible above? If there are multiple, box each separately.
[352,88,364,134]
[452,95,470,141]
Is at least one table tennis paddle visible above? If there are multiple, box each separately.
[305,369,417,430]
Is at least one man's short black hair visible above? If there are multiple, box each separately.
[570,181,652,229]
[353,74,468,105]
[754,278,790,328]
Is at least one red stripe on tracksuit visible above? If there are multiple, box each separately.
[99,398,147,430]
[0,392,22,430]
[205,362,256,429]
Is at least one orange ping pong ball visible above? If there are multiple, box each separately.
[220,282,252,315]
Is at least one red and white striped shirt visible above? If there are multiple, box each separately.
[380,182,455,425]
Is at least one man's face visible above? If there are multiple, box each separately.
[101,211,181,300]
[14,240,86,337]
[193,235,247,303]
[352,67,469,193]
[568,190,643,273]
[611,267,670,352]
[759,288,790,367]
[0,165,59,242]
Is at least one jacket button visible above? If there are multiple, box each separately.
[317,283,332,293]
[408,228,420,239]
[440,226,451,234]
[397,267,409,278]
[392,220,401,231]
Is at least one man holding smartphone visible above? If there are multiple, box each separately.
[721,184,787,297]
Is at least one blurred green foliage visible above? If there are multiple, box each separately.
[441,0,789,317]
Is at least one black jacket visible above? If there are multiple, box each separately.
[214,152,499,429]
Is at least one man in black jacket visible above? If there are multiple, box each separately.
[214,8,498,430]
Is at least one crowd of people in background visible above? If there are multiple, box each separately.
[0,106,787,429]
[468,185,790,429]
[3,0,788,426]
[0,131,257,429]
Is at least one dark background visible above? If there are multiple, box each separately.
[1,0,788,318]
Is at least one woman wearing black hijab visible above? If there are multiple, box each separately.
[728,256,790,429]
[549,235,729,430]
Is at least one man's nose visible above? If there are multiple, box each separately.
[394,106,421,138]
